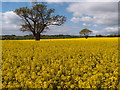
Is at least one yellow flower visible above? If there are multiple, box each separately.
[2,37,119,88]
[70,84,74,88]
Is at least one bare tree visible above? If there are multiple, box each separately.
[14,3,66,40]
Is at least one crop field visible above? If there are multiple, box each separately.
[2,38,119,88]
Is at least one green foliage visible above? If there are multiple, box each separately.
[14,3,66,40]
[79,28,92,35]
[79,28,92,39]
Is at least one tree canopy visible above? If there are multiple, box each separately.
[79,28,92,39]
[14,3,66,40]
[79,28,92,35]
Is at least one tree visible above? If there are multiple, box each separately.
[79,28,92,39]
[14,3,66,40]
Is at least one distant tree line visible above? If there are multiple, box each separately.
[1,35,79,40]
[1,34,120,40]
[0,35,34,40]
[96,34,120,37]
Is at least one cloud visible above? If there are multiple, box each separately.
[71,17,98,27]
[82,23,91,27]
[1,2,119,36]
[2,11,23,25]
[86,0,119,2]
[45,25,119,35]
[45,24,82,35]
[1,22,31,36]
[67,2,118,26]
[71,16,94,24]
[1,11,82,36]
[80,16,94,23]
[46,0,66,2]
[93,27,119,35]
[1,11,29,36]
[71,17,81,23]
[2,0,20,2]
[2,0,68,2]
[2,0,119,2]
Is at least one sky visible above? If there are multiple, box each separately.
[0,0,120,36]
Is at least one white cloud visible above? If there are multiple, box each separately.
[1,2,119,36]
[1,11,81,35]
[82,23,91,27]
[80,16,94,23]
[71,16,94,23]
[71,17,80,23]
[2,11,23,25]
[82,23,87,26]
[45,24,82,35]
[1,11,29,36]
[1,22,30,36]
[93,27,119,35]
[46,0,66,2]
[0,12,3,16]
[86,0,119,2]
[1,0,12,1]
[67,2,118,26]
[2,0,119,2]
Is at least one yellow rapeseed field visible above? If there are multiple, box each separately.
[2,37,119,88]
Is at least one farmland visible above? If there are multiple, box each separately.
[2,38,119,88]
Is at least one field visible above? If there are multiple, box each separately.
[2,38,119,88]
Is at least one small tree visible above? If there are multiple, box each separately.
[79,28,92,39]
[14,3,66,40]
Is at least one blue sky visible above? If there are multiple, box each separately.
[0,1,119,36]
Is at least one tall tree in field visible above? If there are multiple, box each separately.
[14,3,66,40]
[79,28,92,39]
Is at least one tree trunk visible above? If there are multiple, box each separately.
[85,35,88,39]
[35,33,40,41]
